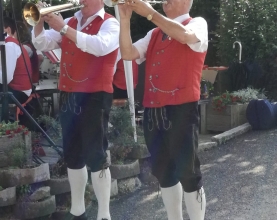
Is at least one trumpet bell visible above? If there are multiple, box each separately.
[23,2,40,26]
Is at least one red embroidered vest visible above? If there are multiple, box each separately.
[143,18,207,107]
[5,37,32,91]
[113,59,138,90]
[59,13,118,93]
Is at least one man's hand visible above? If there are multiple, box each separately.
[125,0,155,18]
[43,13,65,32]
[118,3,133,21]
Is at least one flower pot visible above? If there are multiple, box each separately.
[0,132,32,168]
[206,103,248,132]
[0,163,50,188]
[127,144,150,159]
[46,177,71,195]
[0,187,16,207]
[14,195,56,219]
[110,159,140,180]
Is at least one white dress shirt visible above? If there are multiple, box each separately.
[134,13,208,64]
[32,8,120,57]
[0,40,31,96]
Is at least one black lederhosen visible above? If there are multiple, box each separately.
[59,91,112,172]
[143,101,203,192]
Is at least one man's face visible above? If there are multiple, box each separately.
[79,0,103,15]
[163,0,189,18]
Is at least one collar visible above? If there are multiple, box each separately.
[74,8,105,25]
[174,13,190,23]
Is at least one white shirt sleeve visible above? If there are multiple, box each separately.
[32,17,120,57]
[0,42,21,84]
[76,17,120,56]
[133,29,154,64]
[186,17,208,53]
[23,44,33,57]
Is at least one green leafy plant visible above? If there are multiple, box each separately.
[8,141,27,168]
[0,121,29,137]
[212,87,267,111]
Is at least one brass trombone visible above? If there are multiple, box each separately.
[23,2,84,26]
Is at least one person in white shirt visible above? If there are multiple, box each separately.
[1,17,32,104]
[32,1,119,220]
[118,0,208,219]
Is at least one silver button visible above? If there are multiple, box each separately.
[157,62,160,65]
[65,52,68,54]
[72,52,74,55]
[169,37,171,40]
[63,74,65,77]
[150,101,154,104]
[149,89,152,91]
[63,85,66,88]
[149,75,152,79]
[152,64,155,66]
[161,50,164,53]
[68,41,71,44]
[69,64,72,67]
[157,52,159,55]
[86,27,89,30]
[90,24,92,26]
[156,75,158,78]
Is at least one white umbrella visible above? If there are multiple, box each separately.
[114,6,137,142]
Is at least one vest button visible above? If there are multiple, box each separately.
[69,64,72,67]
[161,50,164,53]
[65,52,68,54]
[90,24,92,26]
[156,52,159,55]
[152,64,155,66]
[71,52,74,55]
[157,62,160,65]
[149,89,152,91]
[63,85,66,88]
[150,101,154,104]
[86,27,89,30]
[156,75,158,78]
[63,74,65,77]
[168,37,171,40]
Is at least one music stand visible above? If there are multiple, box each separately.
[0,0,62,156]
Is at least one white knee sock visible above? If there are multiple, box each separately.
[161,182,183,220]
[67,167,88,216]
[91,168,111,220]
[184,187,206,220]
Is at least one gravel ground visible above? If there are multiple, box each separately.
[87,127,277,220]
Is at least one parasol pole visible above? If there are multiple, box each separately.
[114,5,137,142]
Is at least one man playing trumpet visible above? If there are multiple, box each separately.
[118,0,208,219]
[32,0,119,219]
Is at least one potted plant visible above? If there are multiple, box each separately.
[205,87,267,132]
[108,104,141,180]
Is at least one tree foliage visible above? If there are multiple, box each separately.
[215,0,277,100]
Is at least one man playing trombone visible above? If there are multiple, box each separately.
[31,0,119,219]
[118,0,208,219]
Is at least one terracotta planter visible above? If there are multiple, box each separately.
[110,159,140,180]
[0,132,32,168]
[206,103,248,132]
[0,187,16,207]
[0,163,50,188]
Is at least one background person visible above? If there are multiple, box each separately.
[118,0,208,219]
[32,0,119,219]
[1,17,32,106]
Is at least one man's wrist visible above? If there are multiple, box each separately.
[146,11,156,21]
[60,24,69,36]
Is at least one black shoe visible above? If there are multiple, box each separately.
[62,212,88,220]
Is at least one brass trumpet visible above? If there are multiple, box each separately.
[104,0,167,7]
[23,2,84,26]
